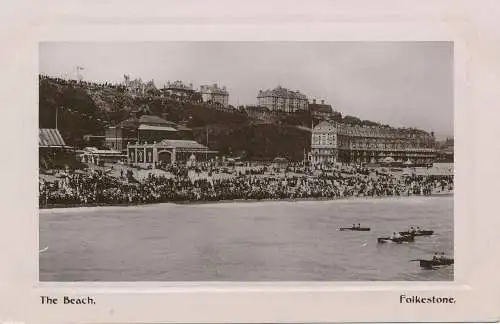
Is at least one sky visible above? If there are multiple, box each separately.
[39,42,453,138]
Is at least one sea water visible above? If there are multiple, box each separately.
[39,195,453,281]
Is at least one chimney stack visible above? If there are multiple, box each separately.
[321,100,325,104]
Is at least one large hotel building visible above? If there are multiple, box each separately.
[200,84,229,108]
[310,121,437,165]
[257,86,308,113]
[163,80,198,101]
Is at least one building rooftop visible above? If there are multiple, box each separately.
[157,139,209,150]
[258,86,308,100]
[83,147,122,155]
[117,114,191,131]
[200,84,229,95]
[164,80,194,91]
[138,124,178,132]
[39,129,68,147]
[313,121,431,139]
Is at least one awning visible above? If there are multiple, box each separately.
[382,157,395,163]
[39,128,69,147]
[83,149,122,156]
[138,124,178,132]
[156,139,208,149]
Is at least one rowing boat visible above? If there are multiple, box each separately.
[413,258,454,268]
[338,227,370,231]
[399,230,434,236]
[377,235,414,243]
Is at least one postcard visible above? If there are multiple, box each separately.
[0,1,499,323]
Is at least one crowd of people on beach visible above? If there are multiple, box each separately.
[39,164,454,207]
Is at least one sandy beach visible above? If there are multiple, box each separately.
[39,190,453,214]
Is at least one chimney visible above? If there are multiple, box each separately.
[321,100,325,104]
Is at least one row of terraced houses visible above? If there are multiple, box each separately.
[310,121,437,166]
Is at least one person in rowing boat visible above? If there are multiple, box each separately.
[357,223,361,228]
[409,226,416,234]
[439,252,447,261]
[352,224,356,229]
[432,252,439,261]
[390,232,402,240]
[416,226,421,234]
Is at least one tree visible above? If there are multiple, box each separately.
[343,115,362,125]
[331,111,342,122]
[361,119,379,127]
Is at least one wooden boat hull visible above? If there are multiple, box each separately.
[399,230,434,236]
[419,259,454,268]
[339,227,370,231]
[377,235,415,243]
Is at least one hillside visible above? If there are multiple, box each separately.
[39,76,433,160]
[39,76,310,160]
[193,123,310,161]
[39,76,108,148]
[39,76,247,143]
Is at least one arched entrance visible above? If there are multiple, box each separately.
[158,150,172,163]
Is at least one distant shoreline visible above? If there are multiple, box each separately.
[38,191,453,213]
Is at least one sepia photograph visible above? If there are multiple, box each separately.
[38,41,454,282]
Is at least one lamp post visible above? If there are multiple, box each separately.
[205,127,208,161]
